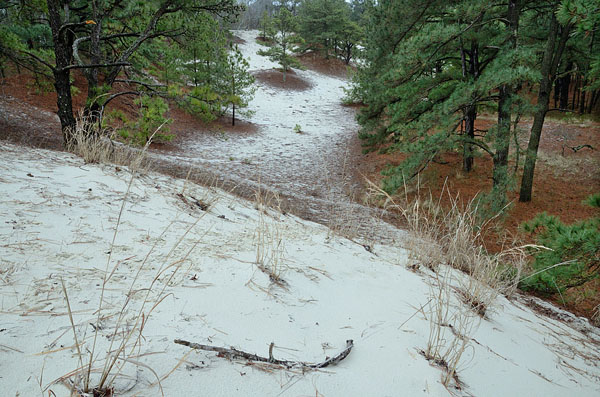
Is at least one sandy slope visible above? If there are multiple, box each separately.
[151,30,401,243]
[1,142,599,396]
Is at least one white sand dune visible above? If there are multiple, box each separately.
[0,142,599,396]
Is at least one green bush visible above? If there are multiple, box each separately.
[177,85,220,123]
[118,95,174,145]
[519,193,600,294]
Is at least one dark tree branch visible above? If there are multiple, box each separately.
[103,90,140,106]
[17,49,55,72]
[174,339,354,369]
[58,22,90,38]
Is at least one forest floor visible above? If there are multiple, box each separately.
[0,31,599,322]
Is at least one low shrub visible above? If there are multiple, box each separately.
[114,95,174,145]
[519,193,600,294]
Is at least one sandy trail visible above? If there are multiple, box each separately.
[148,30,403,244]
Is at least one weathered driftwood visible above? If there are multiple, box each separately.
[174,339,354,369]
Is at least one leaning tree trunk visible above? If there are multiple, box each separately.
[47,0,76,147]
[519,15,570,202]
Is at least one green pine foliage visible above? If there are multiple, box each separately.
[0,3,53,85]
[297,0,363,64]
[259,11,276,43]
[520,194,600,294]
[257,7,304,81]
[557,0,600,90]
[0,0,245,146]
[117,95,174,146]
[219,44,256,125]
[352,0,580,216]
[175,85,221,123]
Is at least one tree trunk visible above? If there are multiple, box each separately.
[460,40,479,173]
[232,74,236,126]
[519,15,570,202]
[579,78,586,114]
[463,105,476,172]
[589,90,598,113]
[47,0,76,146]
[492,0,519,208]
[494,83,511,194]
[193,48,198,87]
[559,64,571,109]
[572,75,579,110]
[553,77,560,108]
[83,2,102,129]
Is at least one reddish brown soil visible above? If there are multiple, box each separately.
[296,51,353,78]
[155,107,260,154]
[255,36,274,46]
[253,69,312,91]
[0,69,260,149]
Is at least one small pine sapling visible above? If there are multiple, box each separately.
[520,193,600,294]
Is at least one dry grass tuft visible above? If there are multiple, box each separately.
[0,259,17,285]
[65,112,151,171]
[254,185,288,286]
[423,267,477,388]
[366,178,527,386]
[51,122,204,396]
[367,179,525,303]
[593,304,600,327]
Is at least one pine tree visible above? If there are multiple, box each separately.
[355,0,535,209]
[519,0,599,202]
[297,0,362,64]
[297,0,345,58]
[219,44,256,126]
[257,7,302,82]
[519,8,572,202]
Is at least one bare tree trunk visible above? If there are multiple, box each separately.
[492,0,519,207]
[47,0,76,146]
[460,40,479,173]
[553,78,560,108]
[571,75,581,111]
[589,90,598,113]
[579,78,586,114]
[571,74,578,110]
[463,105,476,172]
[519,15,570,202]
[559,63,571,109]
[83,1,103,128]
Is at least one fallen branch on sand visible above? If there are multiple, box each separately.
[174,339,354,369]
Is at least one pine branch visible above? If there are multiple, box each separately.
[17,49,55,72]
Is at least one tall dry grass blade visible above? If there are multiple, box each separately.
[85,123,167,392]
[61,279,84,374]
